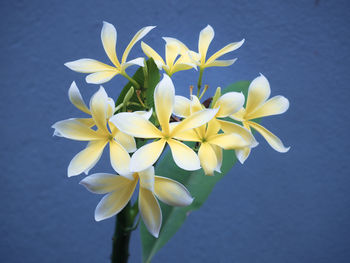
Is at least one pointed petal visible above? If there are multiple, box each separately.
[246,95,290,119]
[163,37,190,56]
[68,81,90,114]
[80,173,132,194]
[76,118,95,128]
[173,95,191,118]
[170,63,196,74]
[154,176,193,206]
[198,143,218,176]
[121,57,145,70]
[206,39,244,63]
[134,108,153,120]
[68,140,107,177]
[167,139,200,171]
[171,108,218,136]
[101,21,120,67]
[109,140,132,176]
[247,121,290,153]
[205,58,237,68]
[130,139,166,172]
[114,130,137,153]
[245,74,271,114]
[205,119,221,138]
[154,74,175,135]
[52,118,104,141]
[189,95,204,113]
[171,124,201,142]
[64,59,115,73]
[138,166,155,192]
[122,26,156,63]
[235,147,251,164]
[139,187,162,238]
[218,120,258,147]
[165,41,179,67]
[89,86,109,132]
[211,145,223,172]
[208,133,250,149]
[198,25,214,63]
[95,179,137,221]
[214,92,244,118]
[110,112,162,138]
[141,41,165,69]
[86,70,118,84]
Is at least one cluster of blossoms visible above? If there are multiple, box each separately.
[53,22,289,238]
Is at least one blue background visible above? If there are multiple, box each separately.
[1,0,350,262]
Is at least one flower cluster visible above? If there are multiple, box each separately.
[53,22,289,238]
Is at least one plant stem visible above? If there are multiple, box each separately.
[197,67,204,96]
[122,72,141,90]
[111,202,138,263]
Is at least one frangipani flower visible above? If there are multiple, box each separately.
[173,94,256,174]
[65,21,155,84]
[190,25,244,69]
[110,74,218,172]
[80,165,193,237]
[52,86,136,177]
[229,74,290,163]
[141,38,196,76]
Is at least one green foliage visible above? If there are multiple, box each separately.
[116,58,160,111]
[140,81,252,263]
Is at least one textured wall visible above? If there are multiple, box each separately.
[1,0,350,262]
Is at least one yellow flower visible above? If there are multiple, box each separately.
[173,95,256,175]
[229,74,290,163]
[52,86,136,177]
[110,74,218,172]
[141,37,196,76]
[65,21,155,84]
[194,25,244,69]
[80,165,193,238]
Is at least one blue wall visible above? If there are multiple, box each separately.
[1,0,350,262]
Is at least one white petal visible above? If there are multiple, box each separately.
[198,143,218,176]
[235,147,251,164]
[247,121,290,153]
[154,74,175,135]
[101,21,120,67]
[138,166,155,192]
[218,120,258,147]
[122,57,145,70]
[89,86,109,132]
[206,39,244,63]
[64,59,115,73]
[68,140,107,177]
[212,144,223,172]
[173,95,191,118]
[138,187,162,238]
[68,81,90,114]
[110,112,162,138]
[130,139,166,172]
[167,139,200,171]
[114,130,137,153]
[208,133,250,149]
[109,140,132,176]
[198,25,214,63]
[205,58,237,68]
[246,95,290,119]
[214,92,244,117]
[245,74,271,115]
[86,71,118,84]
[141,41,165,69]
[122,26,156,63]
[154,176,193,206]
[52,118,103,141]
[171,108,218,136]
[80,173,133,194]
[94,180,137,221]
[134,108,153,120]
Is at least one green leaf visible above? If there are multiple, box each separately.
[140,80,253,263]
[115,58,160,111]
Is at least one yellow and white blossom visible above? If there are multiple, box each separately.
[65,22,155,84]
[229,74,290,163]
[52,86,136,177]
[110,74,218,172]
[80,165,193,238]
[173,94,256,175]
[141,38,196,76]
